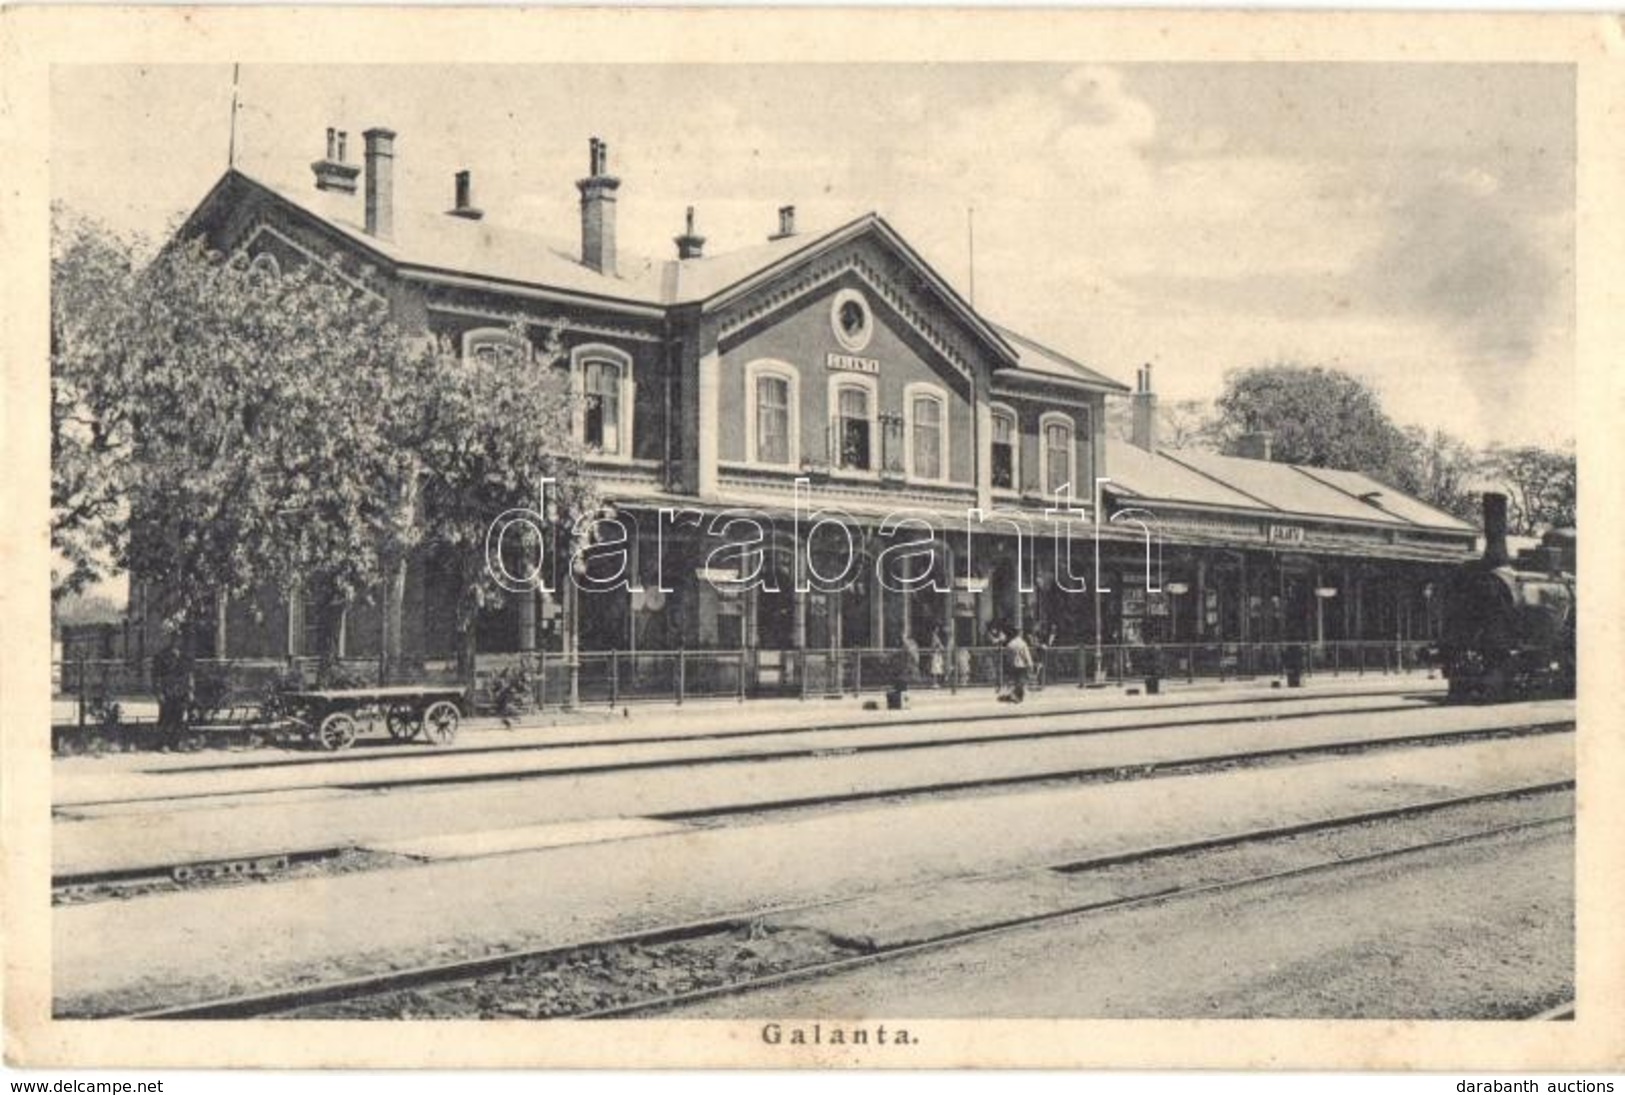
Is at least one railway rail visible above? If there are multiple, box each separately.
[136,684,1447,777]
[62,692,1450,809]
[52,718,1574,895]
[110,781,1573,1021]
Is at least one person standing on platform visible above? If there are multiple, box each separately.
[1005,627,1033,703]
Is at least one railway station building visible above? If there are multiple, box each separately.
[137,127,1478,688]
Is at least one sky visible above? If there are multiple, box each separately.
[52,63,1576,448]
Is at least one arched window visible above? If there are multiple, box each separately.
[584,360,622,454]
[989,403,1018,492]
[746,360,800,467]
[462,327,531,366]
[1041,411,1075,498]
[830,375,878,473]
[1076,404,1093,488]
[571,344,635,459]
[904,382,950,482]
[248,252,281,280]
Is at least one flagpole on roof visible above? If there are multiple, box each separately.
[227,63,240,168]
[967,206,976,308]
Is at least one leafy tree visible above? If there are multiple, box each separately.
[1483,443,1576,534]
[1157,399,1220,450]
[1105,396,1219,451]
[53,210,600,708]
[1400,426,1484,525]
[51,208,142,601]
[1213,364,1418,491]
[109,237,431,670]
[53,590,126,628]
[408,324,599,682]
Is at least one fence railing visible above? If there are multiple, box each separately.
[53,640,1438,726]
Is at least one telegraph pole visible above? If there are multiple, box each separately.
[227,63,241,167]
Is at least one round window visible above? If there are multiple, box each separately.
[830,288,874,352]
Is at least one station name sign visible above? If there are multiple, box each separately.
[827,352,881,374]
[1268,524,1305,545]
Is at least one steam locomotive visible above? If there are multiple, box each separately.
[1439,493,1575,702]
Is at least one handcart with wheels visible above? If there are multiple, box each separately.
[281,685,467,751]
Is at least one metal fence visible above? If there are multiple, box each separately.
[527,640,1435,708]
[53,640,1437,727]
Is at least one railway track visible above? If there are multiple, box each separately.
[138,685,1446,777]
[111,781,1574,1021]
[53,718,1574,895]
[62,692,1450,809]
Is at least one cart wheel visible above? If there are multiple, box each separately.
[385,705,419,741]
[421,701,460,745]
[317,711,358,751]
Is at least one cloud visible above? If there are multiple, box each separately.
[1345,167,1572,432]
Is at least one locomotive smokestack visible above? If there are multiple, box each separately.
[1482,492,1511,568]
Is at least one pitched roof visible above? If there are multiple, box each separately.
[1290,464,1476,531]
[1106,440,1271,512]
[239,171,671,306]
[1107,440,1475,533]
[197,173,1088,375]
[992,325,1131,393]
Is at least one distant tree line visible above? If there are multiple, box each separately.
[1107,363,1575,534]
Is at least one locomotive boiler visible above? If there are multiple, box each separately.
[1439,492,1575,702]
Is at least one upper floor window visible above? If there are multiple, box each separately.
[1042,412,1075,497]
[905,383,949,482]
[833,379,875,472]
[758,376,791,463]
[571,343,635,460]
[249,252,281,281]
[463,327,531,367]
[746,360,800,467]
[990,405,1017,491]
[584,360,622,455]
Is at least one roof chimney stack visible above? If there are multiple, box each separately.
[769,205,797,241]
[674,205,706,260]
[447,169,484,220]
[577,137,621,276]
[1130,362,1159,452]
[1482,492,1511,568]
[311,126,360,194]
[362,127,396,240]
[1236,431,1274,462]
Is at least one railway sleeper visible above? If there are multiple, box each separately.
[171,854,292,883]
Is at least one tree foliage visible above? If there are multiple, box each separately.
[1483,443,1576,534]
[1104,396,1218,451]
[1399,426,1484,526]
[50,209,594,671]
[51,208,142,600]
[411,326,599,674]
[103,234,433,651]
[1212,364,1418,491]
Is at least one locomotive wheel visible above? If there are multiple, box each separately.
[317,711,359,751]
[421,701,460,746]
[385,705,420,741]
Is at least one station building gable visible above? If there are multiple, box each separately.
[714,264,979,486]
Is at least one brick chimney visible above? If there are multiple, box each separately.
[1130,363,1158,452]
[769,205,797,241]
[577,137,621,276]
[1236,431,1274,462]
[311,127,359,194]
[674,205,706,259]
[1481,492,1511,568]
[447,170,483,220]
[362,127,396,240]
